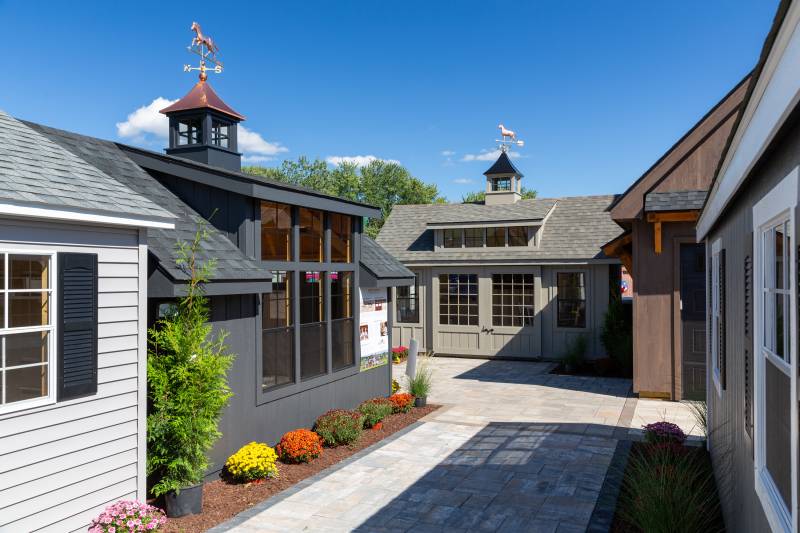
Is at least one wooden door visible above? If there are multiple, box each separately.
[432,270,486,355]
[680,243,707,400]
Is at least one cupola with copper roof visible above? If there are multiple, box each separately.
[160,22,245,171]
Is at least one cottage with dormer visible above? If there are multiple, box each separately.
[378,150,623,359]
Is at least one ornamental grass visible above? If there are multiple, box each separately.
[224,442,279,482]
[358,397,394,428]
[276,429,323,463]
[314,409,364,446]
[388,392,415,413]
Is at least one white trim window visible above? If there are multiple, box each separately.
[710,239,722,395]
[0,252,56,413]
[752,168,798,533]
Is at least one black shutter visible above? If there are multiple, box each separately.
[744,235,753,441]
[57,252,98,401]
[718,249,727,390]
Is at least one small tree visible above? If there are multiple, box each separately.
[147,226,234,497]
[600,297,633,376]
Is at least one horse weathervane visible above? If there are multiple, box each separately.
[184,22,223,81]
[496,124,525,153]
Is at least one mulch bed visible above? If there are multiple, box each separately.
[162,404,440,532]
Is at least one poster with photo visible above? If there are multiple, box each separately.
[359,287,388,371]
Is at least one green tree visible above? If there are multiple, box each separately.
[243,158,442,238]
[147,226,234,497]
[461,187,538,204]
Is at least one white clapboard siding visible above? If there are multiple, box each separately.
[99,291,137,308]
[0,225,144,533]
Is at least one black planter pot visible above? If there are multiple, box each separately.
[164,483,203,518]
[415,396,427,407]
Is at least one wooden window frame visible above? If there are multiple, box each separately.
[491,273,535,327]
[396,272,420,324]
[438,274,478,326]
[0,250,56,415]
[555,271,588,329]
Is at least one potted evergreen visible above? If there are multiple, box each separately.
[147,227,234,517]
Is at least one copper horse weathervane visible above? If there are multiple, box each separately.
[184,22,223,81]
[496,124,525,152]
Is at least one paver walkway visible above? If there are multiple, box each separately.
[214,358,636,532]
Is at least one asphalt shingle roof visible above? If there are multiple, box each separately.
[361,235,414,279]
[426,198,556,225]
[377,195,623,263]
[25,121,269,282]
[645,190,707,212]
[0,111,173,222]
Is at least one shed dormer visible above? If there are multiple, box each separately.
[160,78,245,171]
[483,150,524,205]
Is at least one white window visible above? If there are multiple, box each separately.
[0,252,55,413]
[752,168,797,533]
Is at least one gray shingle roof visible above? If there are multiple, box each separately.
[25,121,269,283]
[424,198,557,225]
[0,111,173,223]
[645,190,707,212]
[377,195,623,263]
[360,235,414,279]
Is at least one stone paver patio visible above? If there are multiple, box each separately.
[213,358,691,532]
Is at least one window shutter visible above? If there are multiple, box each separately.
[718,249,727,390]
[744,234,753,441]
[57,252,98,401]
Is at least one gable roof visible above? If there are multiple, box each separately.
[609,75,750,222]
[698,0,797,239]
[24,121,270,284]
[377,195,622,264]
[425,198,557,226]
[645,190,708,213]
[0,111,175,228]
[483,151,524,177]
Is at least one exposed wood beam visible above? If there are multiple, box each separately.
[618,251,633,275]
[646,211,700,223]
[602,232,632,257]
[654,221,662,254]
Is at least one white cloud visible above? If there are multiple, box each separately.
[452,178,473,185]
[116,97,288,160]
[441,150,456,157]
[325,155,400,167]
[460,149,521,162]
[116,97,176,141]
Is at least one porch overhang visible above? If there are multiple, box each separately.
[601,231,633,274]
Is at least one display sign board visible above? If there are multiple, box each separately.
[359,287,389,371]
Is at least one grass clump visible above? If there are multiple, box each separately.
[409,353,434,398]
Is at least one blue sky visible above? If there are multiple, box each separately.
[0,1,777,201]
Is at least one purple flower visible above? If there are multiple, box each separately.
[643,421,686,445]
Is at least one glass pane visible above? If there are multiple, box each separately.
[300,322,326,379]
[558,300,586,328]
[262,327,294,389]
[487,227,505,247]
[465,228,484,248]
[332,318,355,370]
[299,208,323,262]
[10,255,49,290]
[508,227,527,247]
[776,294,785,359]
[5,364,48,404]
[775,225,784,290]
[765,359,792,508]
[9,292,49,328]
[444,229,463,248]
[6,332,48,367]
[299,272,324,324]
[263,271,292,329]
[330,213,352,263]
[260,201,292,261]
[331,272,352,320]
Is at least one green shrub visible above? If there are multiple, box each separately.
[147,226,234,497]
[618,443,723,533]
[563,335,587,370]
[409,353,433,398]
[314,409,364,446]
[358,398,394,428]
[601,297,632,376]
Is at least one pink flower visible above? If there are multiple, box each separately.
[109,528,116,533]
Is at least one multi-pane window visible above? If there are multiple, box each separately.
[443,229,463,249]
[262,271,293,390]
[487,227,506,247]
[299,208,324,262]
[178,118,202,145]
[492,274,534,327]
[300,271,326,378]
[508,227,528,247]
[763,222,790,363]
[464,228,484,248]
[492,177,511,191]
[397,273,419,323]
[211,120,230,148]
[1,254,53,407]
[439,274,478,326]
[330,213,352,263]
[557,272,586,328]
[331,272,353,370]
[261,201,293,261]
